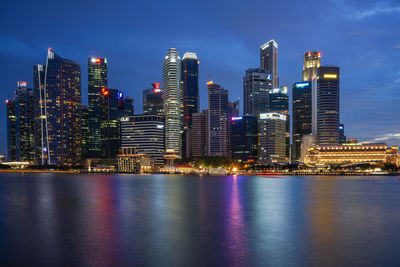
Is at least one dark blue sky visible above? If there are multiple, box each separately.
[1,0,399,154]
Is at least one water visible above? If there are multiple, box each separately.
[0,174,400,266]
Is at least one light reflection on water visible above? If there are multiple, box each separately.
[0,174,400,266]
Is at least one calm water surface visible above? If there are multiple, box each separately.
[0,174,400,266]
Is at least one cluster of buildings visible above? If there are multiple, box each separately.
[5,41,399,172]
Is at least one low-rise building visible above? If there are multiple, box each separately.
[305,141,399,166]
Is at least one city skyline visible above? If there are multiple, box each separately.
[1,0,400,155]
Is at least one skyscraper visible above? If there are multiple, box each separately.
[231,115,258,161]
[34,49,82,166]
[302,51,321,81]
[181,52,199,128]
[163,48,182,156]
[292,81,312,161]
[312,66,340,145]
[14,81,35,162]
[260,40,279,88]
[99,88,133,161]
[228,100,240,117]
[181,52,199,158]
[143,83,163,115]
[6,99,16,162]
[258,113,287,164]
[269,86,290,160]
[88,57,108,158]
[191,110,208,157]
[81,106,89,163]
[208,81,230,156]
[120,115,165,165]
[243,68,272,116]
[33,64,47,164]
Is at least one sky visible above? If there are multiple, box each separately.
[0,0,399,155]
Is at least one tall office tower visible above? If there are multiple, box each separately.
[312,66,340,145]
[258,113,287,164]
[302,51,321,81]
[81,106,89,163]
[181,52,199,158]
[163,48,182,156]
[120,115,165,165]
[33,64,47,165]
[292,81,312,161]
[243,68,272,116]
[260,40,279,88]
[143,83,163,115]
[191,110,208,157]
[339,123,346,144]
[181,52,199,128]
[33,49,81,166]
[269,86,290,160]
[231,115,258,161]
[229,100,240,116]
[88,57,108,158]
[6,99,16,161]
[208,81,230,156]
[99,88,133,161]
[13,81,35,162]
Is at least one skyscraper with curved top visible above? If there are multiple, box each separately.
[163,48,182,156]
[34,48,81,166]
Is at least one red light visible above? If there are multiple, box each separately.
[152,82,162,94]
[307,51,311,56]
[5,100,9,104]
[101,87,109,96]
[48,47,52,51]
[317,52,321,57]
[95,58,101,63]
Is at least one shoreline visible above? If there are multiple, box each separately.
[0,169,398,176]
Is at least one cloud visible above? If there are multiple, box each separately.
[363,133,400,143]
[395,45,400,49]
[340,5,400,20]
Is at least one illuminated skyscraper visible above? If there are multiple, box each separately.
[292,81,312,161]
[302,51,321,81]
[143,83,163,115]
[181,52,199,158]
[312,66,340,145]
[99,88,133,162]
[258,113,287,164]
[13,81,35,162]
[120,115,165,165]
[208,81,230,156]
[243,68,272,116]
[181,52,199,128]
[34,49,82,166]
[260,40,279,88]
[269,86,290,160]
[81,106,89,163]
[163,48,182,156]
[88,57,108,158]
[231,115,258,161]
[6,99,16,162]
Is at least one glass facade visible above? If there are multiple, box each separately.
[292,81,312,161]
[88,57,108,158]
[231,116,258,161]
[100,88,133,162]
[243,68,271,116]
[163,48,182,156]
[143,88,163,115]
[33,49,82,166]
